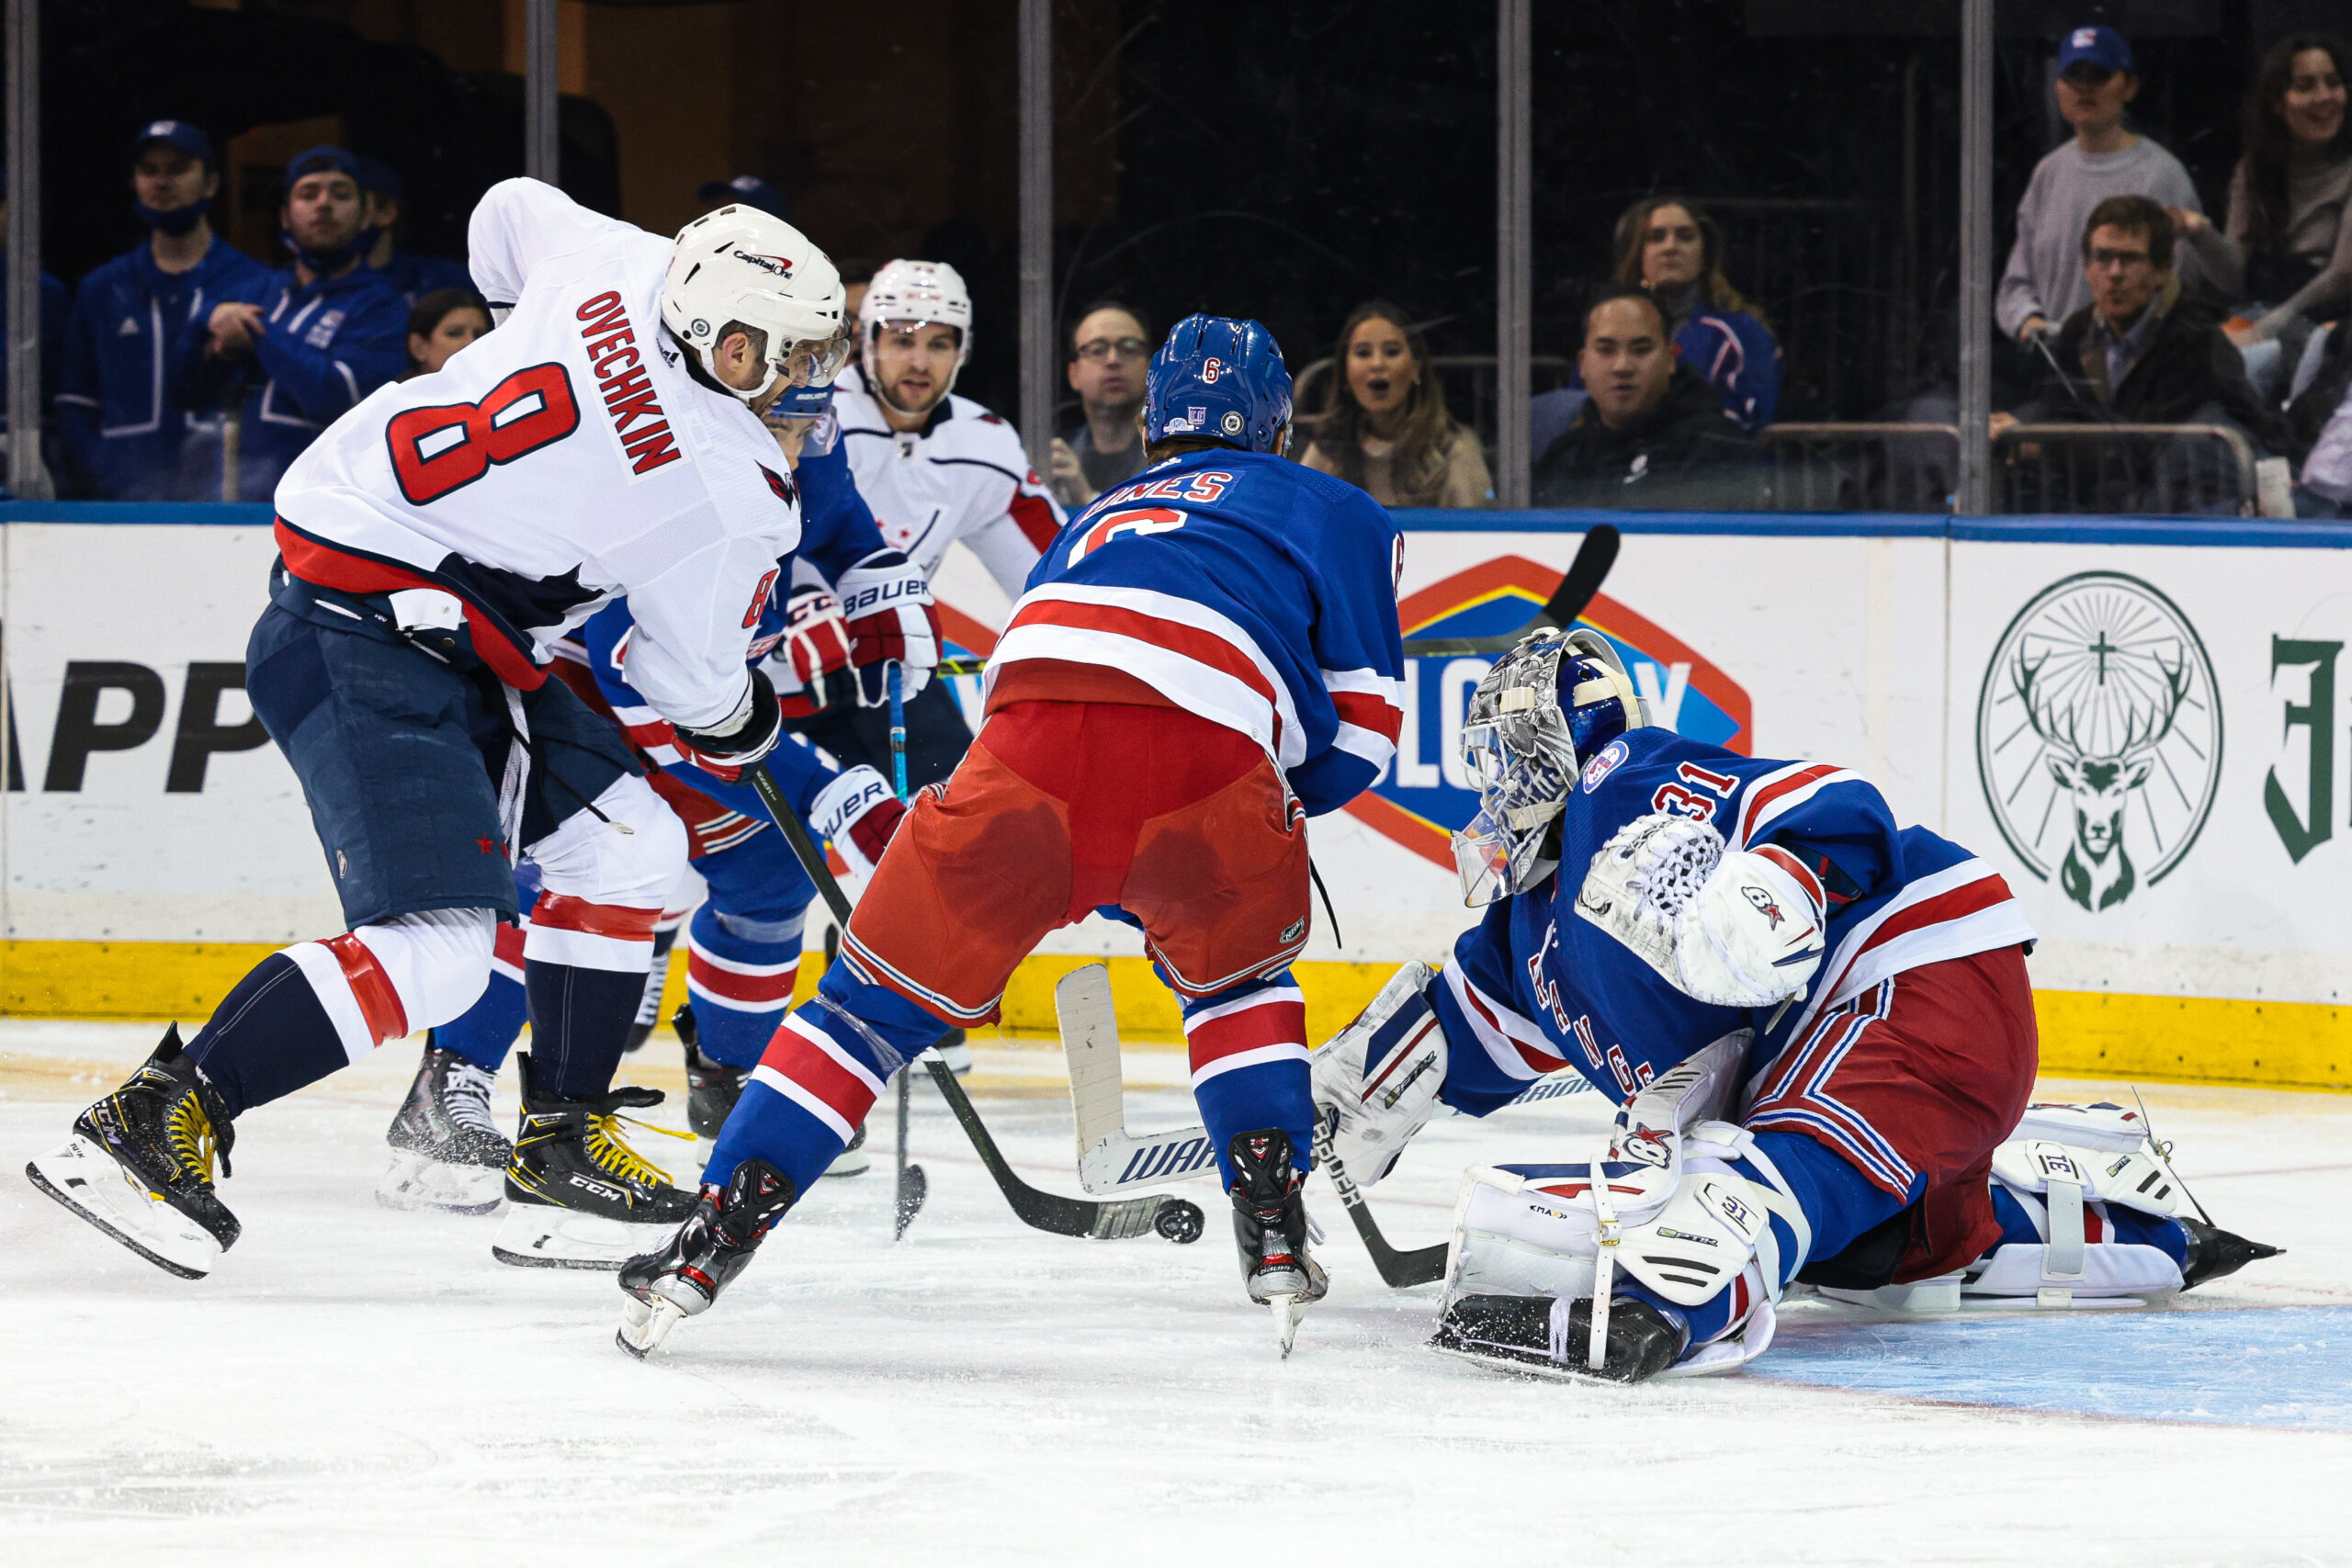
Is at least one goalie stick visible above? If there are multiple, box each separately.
[1313,1111,1447,1289]
[1057,964,1220,1195]
[744,762,1201,1246]
[929,524,1621,677]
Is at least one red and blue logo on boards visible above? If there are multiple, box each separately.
[1341,554,1753,870]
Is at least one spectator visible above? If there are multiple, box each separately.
[403,288,489,378]
[2002,197,2278,446]
[0,169,72,497]
[2174,36,2352,345]
[173,145,407,502]
[695,174,789,220]
[1299,300,1494,508]
[356,159,470,310]
[1997,26,2207,346]
[1532,286,1758,509]
[55,119,269,501]
[1046,299,1149,508]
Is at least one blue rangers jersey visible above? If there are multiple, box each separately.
[990,447,1405,815]
[1433,725,2034,1116]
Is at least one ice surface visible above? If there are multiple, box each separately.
[4,1021,2348,1565]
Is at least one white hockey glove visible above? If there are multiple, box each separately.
[1309,960,1444,1188]
[835,549,942,707]
[770,585,854,715]
[809,765,909,879]
[1576,813,1826,1008]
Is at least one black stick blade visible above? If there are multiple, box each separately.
[894,1164,928,1240]
[1402,523,1621,657]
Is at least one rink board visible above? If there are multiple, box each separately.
[0,503,2346,1090]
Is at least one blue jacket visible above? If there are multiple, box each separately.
[368,250,475,311]
[56,238,274,500]
[171,262,408,502]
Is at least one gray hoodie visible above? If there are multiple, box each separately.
[1996,135,2205,339]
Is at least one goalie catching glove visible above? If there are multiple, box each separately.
[1575,812,1826,1008]
[834,549,942,707]
[1309,961,1445,1188]
[672,666,783,779]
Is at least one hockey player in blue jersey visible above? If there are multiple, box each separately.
[55,119,272,501]
[1311,631,2279,1382]
[613,314,1409,1357]
[381,377,933,1212]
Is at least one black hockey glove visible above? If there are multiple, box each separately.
[673,667,783,781]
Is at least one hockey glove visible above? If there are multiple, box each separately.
[771,585,854,716]
[672,667,783,782]
[809,765,908,878]
[836,548,942,707]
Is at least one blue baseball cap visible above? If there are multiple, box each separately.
[697,174,787,220]
[354,158,403,202]
[2057,25,2134,76]
[282,144,361,196]
[134,118,214,165]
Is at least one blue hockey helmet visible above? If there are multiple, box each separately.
[766,378,836,421]
[1143,314,1293,455]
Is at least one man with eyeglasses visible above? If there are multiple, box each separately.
[1046,300,1153,508]
[2002,195,2274,449]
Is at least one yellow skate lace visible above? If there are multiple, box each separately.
[585,1112,693,1190]
[163,1095,219,1185]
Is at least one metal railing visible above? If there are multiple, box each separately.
[1758,421,2264,515]
[1759,423,1959,513]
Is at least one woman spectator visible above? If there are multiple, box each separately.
[403,288,490,378]
[2174,35,2352,345]
[1610,195,1782,431]
[1300,301,1493,509]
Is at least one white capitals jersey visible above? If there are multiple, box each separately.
[273,178,800,730]
[832,364,1065,601]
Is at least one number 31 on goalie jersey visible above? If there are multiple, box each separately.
[387,363,582,504]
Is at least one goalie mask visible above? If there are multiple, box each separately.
[1453,628,1648,907]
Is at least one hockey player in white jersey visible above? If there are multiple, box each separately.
[809,258,1066,791]
[26,178,851,1278]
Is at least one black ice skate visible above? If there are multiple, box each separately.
[26,1024,240,1279]
[1429,1294,1689,1384]
[492,1051,698,1270]
[678,1004,869,1179]
[932,1027,972,1077]
[615,1157,800,1359]
[1227,1128,1328,1357]
[2179,1215,2285,1290]
[378,1037,512,1215]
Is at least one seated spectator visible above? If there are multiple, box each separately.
[695,174,789,219]
[1046,299,1149,508]
[1532,286,1758,510]
[1300,300,1494,508]
[2173,35,2351,346]
[356,159,470,309]
[1998,26,2207,347]
[172,145,407,502]
[0,169,72,498]
[2003,196,2277,447]
[56,119,270,501]
[403,288,489,379]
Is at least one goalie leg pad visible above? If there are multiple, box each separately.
[1309,960,1442,1187]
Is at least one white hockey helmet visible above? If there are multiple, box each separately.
[662,205,849,405]
[860,258,974,386]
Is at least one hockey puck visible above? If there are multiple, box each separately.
[1154,1199,1205,1245]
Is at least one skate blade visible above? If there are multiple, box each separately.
[26,1137,220,1280]
[616,1296,685,1360]
[823,1144,873,1179]
[492,1203,679,1270]
[376,1149,504,1216]
[1271,1293,1305,1359]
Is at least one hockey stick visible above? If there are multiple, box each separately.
[1398,522,1620,656]
[1312,1111,1447,1289]
[743,761,1198,1244]
[926,524,1620,680]
[1057,963,1219,1195]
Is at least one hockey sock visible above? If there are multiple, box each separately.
[705,990,917,1192]
[183,953,354,1118]
[523,892,660,1100]
[683,903,805,1068]
[433,922,527,1072]
[1986,1185,2188,1267]
[1180,978,1314,1186]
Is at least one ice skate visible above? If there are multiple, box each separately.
[2179,1215,2284,1289]
[1227,1129,1327,1356]
[1430,1294,1688,1384]
[378,1037,512,1215]
[492,1051,698,1269]
[26,1025,240,1280]
[677,1005,868,1177]
[931,1028,972,1077]
[616,1157,800,1359]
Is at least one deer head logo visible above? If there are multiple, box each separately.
[1976,573,2222,913]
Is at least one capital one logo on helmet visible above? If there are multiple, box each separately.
[1340,555,1750,870]
[731,251,794,276]
[1974,571,2221,912]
